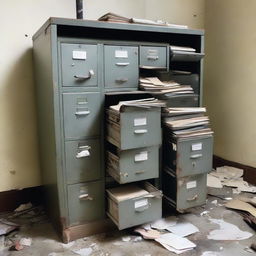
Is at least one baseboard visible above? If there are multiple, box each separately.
[0,186,44,213]
[213,155,256,185]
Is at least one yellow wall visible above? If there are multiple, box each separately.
[204,0,256,167]
[0,0,204,192]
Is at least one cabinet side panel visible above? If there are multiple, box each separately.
[33,27,61,230]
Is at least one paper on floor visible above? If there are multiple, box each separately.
[222,180,256,193]
[156,233,196,250]
[201,251,221,256]
[19,238,32,246]
[225,199,256,218]
[207,218,253,240]
[134,228,160,239]
[214,166,244,180]
[166,222,199,237]
[157,240,193,254]
[151,216,177,230]
[72,247,93,256]
[207,174,223,188]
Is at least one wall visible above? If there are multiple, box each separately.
[204,0,256,167]
[0,0,204,192]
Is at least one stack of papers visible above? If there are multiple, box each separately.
[139,77,194,97]
[163,107,213,138]
[170,45,196,52]
[109,98,166,113]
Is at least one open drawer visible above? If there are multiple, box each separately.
[106,182,162,229]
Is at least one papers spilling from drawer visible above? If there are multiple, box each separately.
[170,45,205,62]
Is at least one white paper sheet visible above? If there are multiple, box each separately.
[166,222,199,237]
[151,216,178,230]
[207,174,223,188]
[156,240,193,254]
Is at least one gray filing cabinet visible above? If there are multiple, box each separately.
[33,17,205,242]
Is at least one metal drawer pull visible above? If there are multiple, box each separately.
[187,195,198,202]
[115,62,130,66]
[115,78,128,83]
[190,154,202,159]
[74,69,94,80]
[135,170,145,174]
[79,193,93,200]
[78,145,91,150]
[134,129,148,134]
[75,110,90,116]
[147,56,159,60]
[76,149,90,159]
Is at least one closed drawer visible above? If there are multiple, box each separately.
[106,107,161,150]
[140,46,167,69]
[65,138,101,184]
[163,135,213,177]
[106,146,159,184]
[107,182,162,230]
[61,43,98,87]
[162,169,207,212]
[104,45,139,88]
[63,92,102,139]
[67,181,105,226]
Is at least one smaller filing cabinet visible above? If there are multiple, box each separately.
[106,145,159,184]
[107,182,162,230]
[106,106,161,150]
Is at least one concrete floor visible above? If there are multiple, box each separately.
[0,192,255,256]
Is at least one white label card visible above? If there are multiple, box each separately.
[135,199,148,208]
[192,143,202,151]
[134,117,147,126]
[72,51,87,60]
[115,50,128,58]
[186,181,197,189]
[135,151,148,162]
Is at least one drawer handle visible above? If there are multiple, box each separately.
[190,154,202,159]
[147,56,159,60]
[135,170,145,174]
[78,145,91,150]
[134,129,148,134]
[76,149,90,159]
[187,195,198,202]
[75,110,90,116]
[115,62,130,66]
[74,69,94,80]
[115,78,128,83]
[79,194,93,200]
[135,205,149,212]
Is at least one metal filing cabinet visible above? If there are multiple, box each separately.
[33,17,205,242]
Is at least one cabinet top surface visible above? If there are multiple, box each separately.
[33,17,204,40]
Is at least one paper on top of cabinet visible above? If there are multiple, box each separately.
[115,50,128,58]
[72,50,87,60]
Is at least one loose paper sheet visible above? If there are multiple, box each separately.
[166,222,199,237]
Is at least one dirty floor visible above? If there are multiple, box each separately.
[0,191,255,256]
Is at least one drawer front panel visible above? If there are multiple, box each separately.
[177,136,213,177]
[63,92,102,139]
[140,46,167,68]
[104,45,139,88]
[65,138,101,184]
[61,43,98,87]
[176,174,207,210]
[67,181,104,226]
[121,109,161,149]
[107,146,159,184]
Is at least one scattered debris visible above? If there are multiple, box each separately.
[12,241,24,251]
[132,236,142,242]
[213,166,244,180]
[224,197,233,201]
[72,247,93,256]
[48,253,57,256]
[238,196,256,207]
[134,228,160,239]
[156,233,196,252]
[166,222,199,237]
[121,236,131,242]
[0,219,19,235]
[207,218,253,240]
[211,200,218,206]
[150,216,177,230]
[225,199,256,218]
[201,251,221,256]
[200,211,210,217]
[14,202,33,212]
[19,237,32,247]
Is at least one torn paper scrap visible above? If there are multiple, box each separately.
[215,166,244,180]
[19,237,32,247]
[222,180,256,193]
[156,233,196,250]
[134,228,160,239]
[225,199,256,218]
[207,174,223,188]
[166,222,199,237]
[208,218,253,240]
[72,247,93,256]
[151,216,178,230]
[14,202,33,212]
[157,240,193,254]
